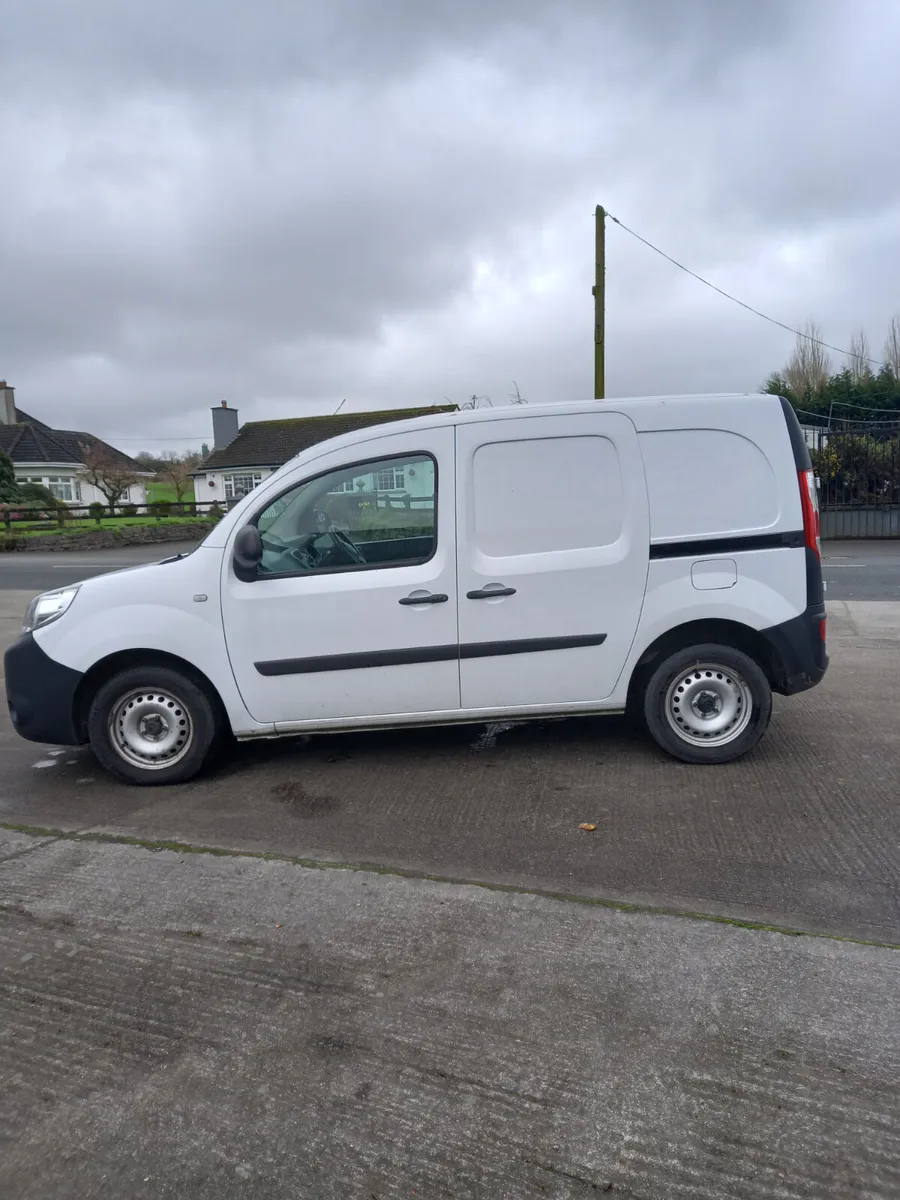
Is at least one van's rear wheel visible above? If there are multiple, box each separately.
[643,643,772,764]
[87,666,220,785]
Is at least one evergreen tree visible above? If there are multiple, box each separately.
[0,448,22,504]
[765,320,900,423]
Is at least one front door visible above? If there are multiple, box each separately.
[455,411,649,711]
[221,427,460,727]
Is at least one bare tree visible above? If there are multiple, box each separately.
[508,381,527,405]
[845,328,873,384]
[157,451,200,506]
[884,314,900,379]
[459,393,493,410]
[79,441,139,511]
[782,319,832,398]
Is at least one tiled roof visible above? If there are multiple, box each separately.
[14,407,52,432]
[0,415,148,473]
[197,405,458,471]
[0,422,81,465]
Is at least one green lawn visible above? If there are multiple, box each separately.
[13,516,211,537]
[145,481,196,504]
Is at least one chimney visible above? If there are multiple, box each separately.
[211,400,239,450]
[0,381,16,426]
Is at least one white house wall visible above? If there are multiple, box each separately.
[194,468,276,505]
[13,465,150,508]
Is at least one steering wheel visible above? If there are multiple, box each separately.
[329,527,367,566]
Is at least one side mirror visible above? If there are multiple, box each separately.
[233,525,262,579]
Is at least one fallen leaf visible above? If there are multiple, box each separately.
[275,923,282,928]
[578,823,597,832]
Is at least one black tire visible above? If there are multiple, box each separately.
[643,642,772,765]
[87,665,221,785]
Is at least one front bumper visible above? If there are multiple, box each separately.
[4,632,85,746]
[761,605,829,696]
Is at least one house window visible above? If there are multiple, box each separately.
[375,466,405,491]
[224,473,264,499]
[46,476,81,503]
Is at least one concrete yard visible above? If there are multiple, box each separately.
[1,549,900,1197]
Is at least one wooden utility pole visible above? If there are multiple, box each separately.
[592,205,606,399]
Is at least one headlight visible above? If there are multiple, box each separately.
[22,586,81,634]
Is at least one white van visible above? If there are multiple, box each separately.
[4,394,827,785]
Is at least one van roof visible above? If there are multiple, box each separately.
[286,393,768,453]
[282,392,778,465]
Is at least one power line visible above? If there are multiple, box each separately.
[606,212,887,370]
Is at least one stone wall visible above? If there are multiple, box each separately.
[13,521,215,553]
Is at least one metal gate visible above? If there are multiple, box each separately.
[802,420,900,539]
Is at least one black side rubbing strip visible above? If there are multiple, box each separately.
[256,645,459,676]
[459,634,606,660]
[649,531,804,560]
[255,634,607,676]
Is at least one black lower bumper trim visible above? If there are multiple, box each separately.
[4,633,84,746]
[760,605,828,696]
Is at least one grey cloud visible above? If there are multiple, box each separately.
[1,0,898,447]
[3,0,817,95]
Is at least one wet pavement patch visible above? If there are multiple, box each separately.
[269,780,341,818]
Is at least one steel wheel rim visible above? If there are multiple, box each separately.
[664,663,753,748]
[108,688,194,770]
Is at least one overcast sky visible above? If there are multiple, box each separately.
[2,0,899,452]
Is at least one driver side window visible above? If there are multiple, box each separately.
[256,453,436,577]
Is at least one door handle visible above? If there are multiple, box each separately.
[399,592,449,605]
[466,586,517,599]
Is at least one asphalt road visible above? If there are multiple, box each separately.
[822,539,900,601]
[0,540,199,594]
[1,537,899,598]
[2,574,900,1194]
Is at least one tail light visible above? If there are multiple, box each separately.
[799,468,820,559]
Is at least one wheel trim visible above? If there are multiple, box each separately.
[664,663,753,748]
[108,689,194,770]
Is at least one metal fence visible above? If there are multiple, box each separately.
[802,420,900,539]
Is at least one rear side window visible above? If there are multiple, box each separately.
[639,429,779,540]
[471,435,623,556]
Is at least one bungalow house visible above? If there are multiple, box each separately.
[0,381,153,506]
[192,401,458,504]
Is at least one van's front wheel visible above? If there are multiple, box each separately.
[643,643,772,764]
[87,666,220,785]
